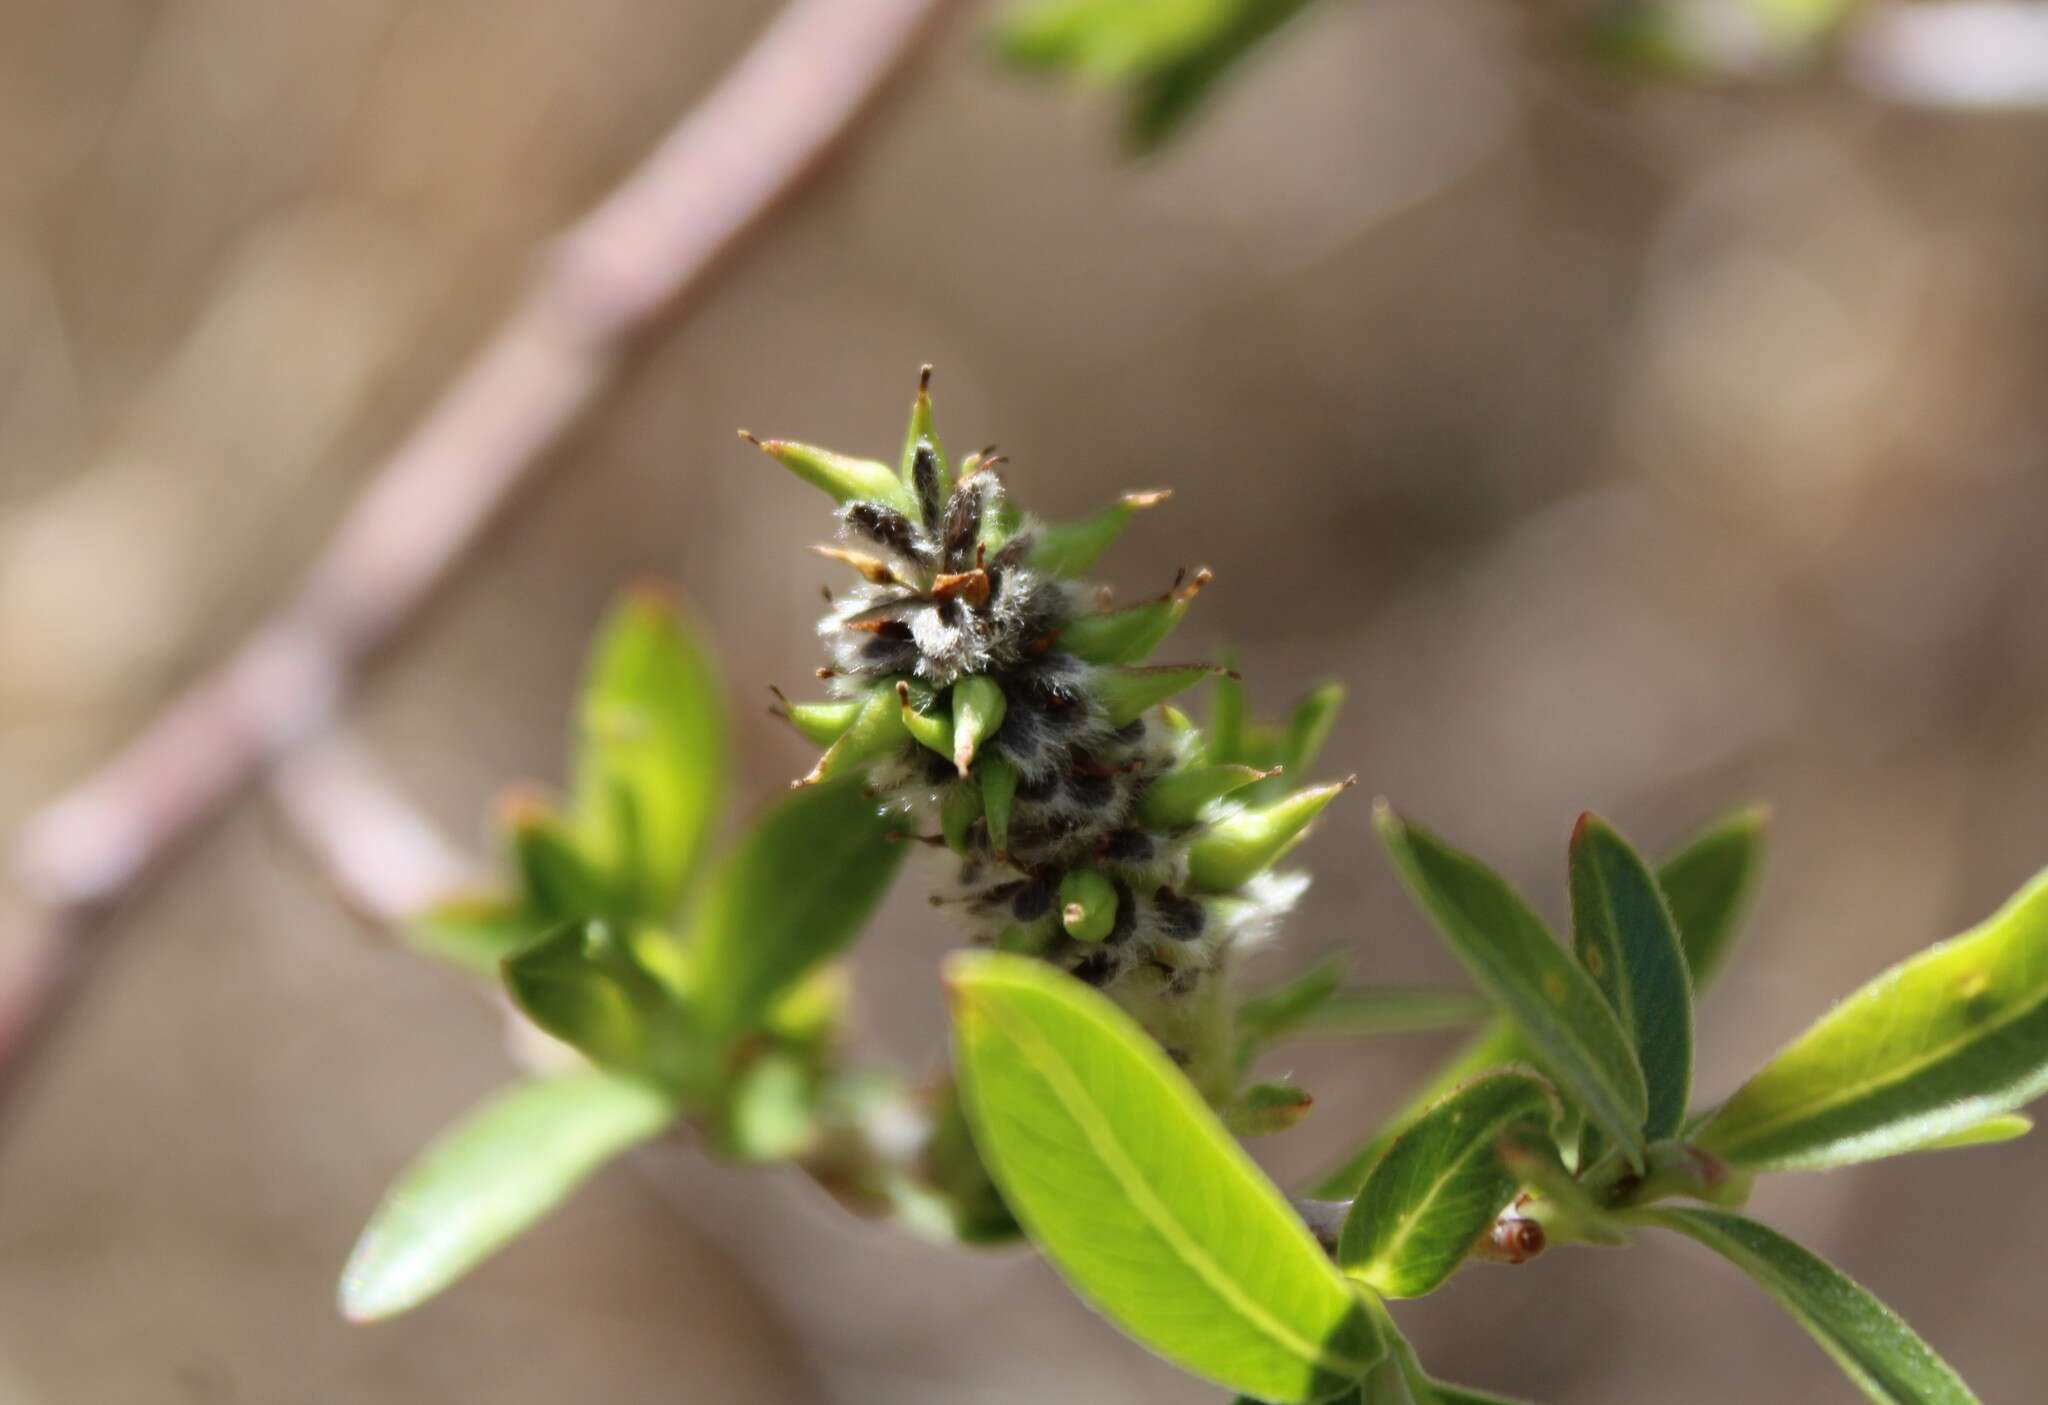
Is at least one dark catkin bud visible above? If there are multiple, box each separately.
[747,367,1349,1107]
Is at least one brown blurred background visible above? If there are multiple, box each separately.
[4,1,2048,1400]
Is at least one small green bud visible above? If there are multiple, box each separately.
[1027,488,1171,577]
[501,790,615,924]
[739,430,916,516]
[899,364,947,495]
[940,780,983,855]
[1186,778,1355,892]
[896,680,953,759]
[1096,663,1223,727]
[769,689,862,746]
[1137,762,1275,830]
[979,751,1019,855]
[1058,869,1119,943]
[797,684,907,786]
[1225,1082,1315,1137]
[1056,568,1211,664]
[950,675,1008,777]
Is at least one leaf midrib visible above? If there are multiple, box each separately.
[1359,1109,1527,1285]
[971,986,1375,1381]
[1706,973,2048,1155]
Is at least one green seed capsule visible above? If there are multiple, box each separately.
[950,675,1008,777]
[979,751,1019,855]
[1186,778,1355,892]
[798,684,907,786]
[1059,869,1119,943]
[740,431,916,516]
[940,780,983,855]
[896,681,953,759]
[1137,763,1274,830]
[1027,489,1171,577]
[899,365,947,495]
[1057,568,1211,664]
[772,692,862,747]
[1096,663,1222,727]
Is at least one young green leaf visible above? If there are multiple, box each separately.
[501,921,676,1076]
[1656,805,1768,993]
[1637,1208,1978,1405]
[405,892,529,977]
[1237,955,1346,1054]
[949,953,1382,1402]
[1310,1021,1531,1199]
[1338,1072,1556,1298]
[1281,682,1344,780]
[1569,814,1693,1141]
[1296,989,1494,1040]
[505,799,622,927]
[1375,805,1649,1172]
[1694,868,2048,1171]
[571,589,728,922]
[340,1072,675,1321]
[687,775,907,1042]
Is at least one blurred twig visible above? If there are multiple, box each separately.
[0,0,956,1125]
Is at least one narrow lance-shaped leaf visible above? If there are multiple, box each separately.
[1281,682,1344,780]
[1570,814,1693,1141]
[1375,805,1649,1172]
[1295,989,1493,1041]
[406,892,529,977]
[1657,805,1769,993]
[1339,1071,1557,1298]
[1695,867,2048,1172]
[1637,1208,1978,1405]
[949,953,1383,1402]
[571,589,727,920]
[1237,955,1346,1054]
[340,1072,675,1321]
[687,774,906,1041]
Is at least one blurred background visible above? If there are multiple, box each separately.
[4,0,2048,1400]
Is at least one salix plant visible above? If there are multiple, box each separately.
[345,370,2048,1405]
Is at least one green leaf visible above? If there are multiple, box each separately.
[1570,814,1693,1141]
[949,953,1382,1401]
[1309,1021,1529,1199]
[1428,1383,1540,1405]
[1694,868,2048,1171]
[340,1072,675,1321]
[1898,1112,2031,1155]
[1299,989,1494,1040]
[405,892,530,977]
[1374,805,1649,1172]
[1237,955,1345,1052]
[1638,1208,1977,1405]
[1338,1072,1556,1298]
[502,920,677,1076]
[686,775,906,1042]
[571,589,728,922]
[1657,805,1768,993]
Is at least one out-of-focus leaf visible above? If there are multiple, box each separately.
[1639,1208,1977,1405]
[721,1052,819,1162]
[1375,805,1648,1172]
[1695,869,2048,1172]
[1301,989,1493,1039]
[686,775,905,1042]
[1227,1081,1315,1137]
[996,0,1323,153]
[1657,806,1768,993]
[502,921,677,1076]
[949,953,1382,1401]
[340,1072,675,1321]
[506,801,623,927]
[405,892,530,977]
[1570,814,1693,1142]
[1338,1072,1556,1299]
[571,589,728,922]
[1237,955,1344,1058]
